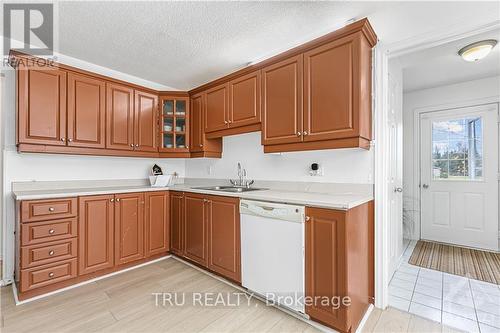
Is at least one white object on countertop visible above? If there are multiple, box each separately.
[149,175,172,187]
[240,199,305,314]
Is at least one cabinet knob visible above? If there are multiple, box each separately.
[186,145,189,149]
[48,229,55,234]
[228,120,232,123]
[305,216,311,222]
[297,132,302,136]
[116,198,121,202]
[199,144,203,147]
[135,144,139,147]
[48,272,54,278]
[224,121,228,124]
[48,207,55,212]
[110,198,115,202]
[130,144,134,147]
[60,138,66,142]
[49,250,55,256]
[303,131,308,136]
[68,138,73,142]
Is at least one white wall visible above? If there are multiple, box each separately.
[0,66,184,282]
[186,132,374,184]
[403,75,500,240]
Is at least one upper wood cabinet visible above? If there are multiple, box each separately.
[170,192,185,256]
[184,193,208,266]
[159,96,190,154]
[261,55,303,146]
[78,195,115,276]
[228,71,261,129]
[190,93,222,158]
[205,83,229,133]
[134,90,158,152]
[17,65,67,146]
[67,73,106,148]
[114,192,145,265]
[145,191,169,257]
[106,83,134,151]
[207,195,241,282]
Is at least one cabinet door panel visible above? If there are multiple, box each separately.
[145,191,169,256]
[305,207,347,331]
[67,73,106,148]
[79,195,114,275]
[262,55,303,145]
[134,90,158,152]
[115,193,144,265]
[190,94,204,152]
[205,84,228,133]
[106,83,134,150]
[304,36,358,141]
[18,66,67,145]
[184,194,208,266]
[207,196,240,282]
[229,71,261,128]
[170,192,184,255]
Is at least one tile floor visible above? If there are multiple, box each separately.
[389,240,500,333]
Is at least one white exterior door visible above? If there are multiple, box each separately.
[420,104,499,251]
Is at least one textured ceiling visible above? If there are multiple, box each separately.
[397,29,500,92]
[56,1,500,90]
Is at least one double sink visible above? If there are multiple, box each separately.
[191,186,266,193]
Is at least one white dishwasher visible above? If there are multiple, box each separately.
[240,199,305,314]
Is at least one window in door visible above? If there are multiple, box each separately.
[432,117,483,180]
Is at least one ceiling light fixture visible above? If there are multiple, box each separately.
[458,39,497,62]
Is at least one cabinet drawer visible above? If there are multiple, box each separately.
[21,218,78,246]
[21,198,77,222]
[21,238,77,269]
[19,258,77,292]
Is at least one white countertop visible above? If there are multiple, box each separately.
[13,182,373,210]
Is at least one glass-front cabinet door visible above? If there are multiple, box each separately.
[159,96,189,152]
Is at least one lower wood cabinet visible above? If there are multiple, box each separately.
[17,191,170,300]
[114,193,145,265]
[170,192,241,282]
[305,202,374,333]
[79,195,115,275]
[145,191,170,256]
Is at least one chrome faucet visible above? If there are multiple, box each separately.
[230,162,254,188]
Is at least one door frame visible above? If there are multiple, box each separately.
[414,100,500,245]
[373,20,500,309]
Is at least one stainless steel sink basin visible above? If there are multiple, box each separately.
[192,186,266,193]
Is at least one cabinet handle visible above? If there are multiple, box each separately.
[297,132,302,136]
[110,198,115,202]
[305,216,311,222]
[48,229,55,234]
[303,131,308,136]
[48,207,55,212]
[49,250,55,256]
[48,272,54,278]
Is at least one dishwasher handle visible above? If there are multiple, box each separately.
[240,200,305,223]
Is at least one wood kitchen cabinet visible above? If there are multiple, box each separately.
[145,191,170,256]
[134,90,158,152]
[78,195,115,275]
[305,202,374,333]
[106,82,135,151]
[159,95,190,155]
[184,193,208,266]
[17,64,67,146]
[190,93,222,158]
[170,191,185,256]
[205,83,229,134]
[207,195,241,282]
[261,55,303,146]
[67,73,106,148]
[114,193,145,265]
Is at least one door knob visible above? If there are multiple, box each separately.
[422,184,429,189]
[394,187,403,193]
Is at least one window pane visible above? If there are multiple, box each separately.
[432,117,483,181]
